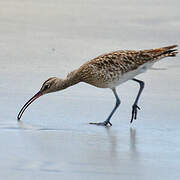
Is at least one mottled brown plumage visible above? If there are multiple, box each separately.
[17,45,178,126]
[68,45,177,89]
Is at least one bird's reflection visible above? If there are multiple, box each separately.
[129,127,139,161]
[17,120,43,130]
[104,126,138,158]
[105,127,117,158]
[18,120,139,161]
[17,120,63,131]
[130,127,137,153]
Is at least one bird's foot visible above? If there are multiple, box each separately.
[130,104,140,123]
[89,121,112,127]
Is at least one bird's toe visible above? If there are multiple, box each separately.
[89,121,112,127]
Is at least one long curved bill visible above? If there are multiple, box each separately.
[17,91,42,121]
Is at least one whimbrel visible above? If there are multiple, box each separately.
[17,45,178,126]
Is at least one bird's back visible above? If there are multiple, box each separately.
[77,45,178,88]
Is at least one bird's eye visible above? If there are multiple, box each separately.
[44,84,50,90]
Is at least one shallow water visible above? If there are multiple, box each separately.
[0,0,180,179]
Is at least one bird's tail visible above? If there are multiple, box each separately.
[145,45,178,60]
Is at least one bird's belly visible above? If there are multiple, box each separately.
[105,62,154,88]
[105,72,135,88]
[84,62,154,89]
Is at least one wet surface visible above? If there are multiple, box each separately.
[0,0,180,179]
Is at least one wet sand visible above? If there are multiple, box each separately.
[0,0,180,179]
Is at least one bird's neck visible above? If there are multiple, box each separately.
[62,77,80,89]
[57,70,81,91]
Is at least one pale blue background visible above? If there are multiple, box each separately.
[0,0,180,179]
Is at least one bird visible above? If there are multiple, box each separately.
[17,45,178,126]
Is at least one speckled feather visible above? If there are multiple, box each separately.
[72,45,178,88]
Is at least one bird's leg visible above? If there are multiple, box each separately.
[130,78,145,123]
[90,88,121,126]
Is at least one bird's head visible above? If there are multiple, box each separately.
[40,77,61,95]
[17,77,64,121]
